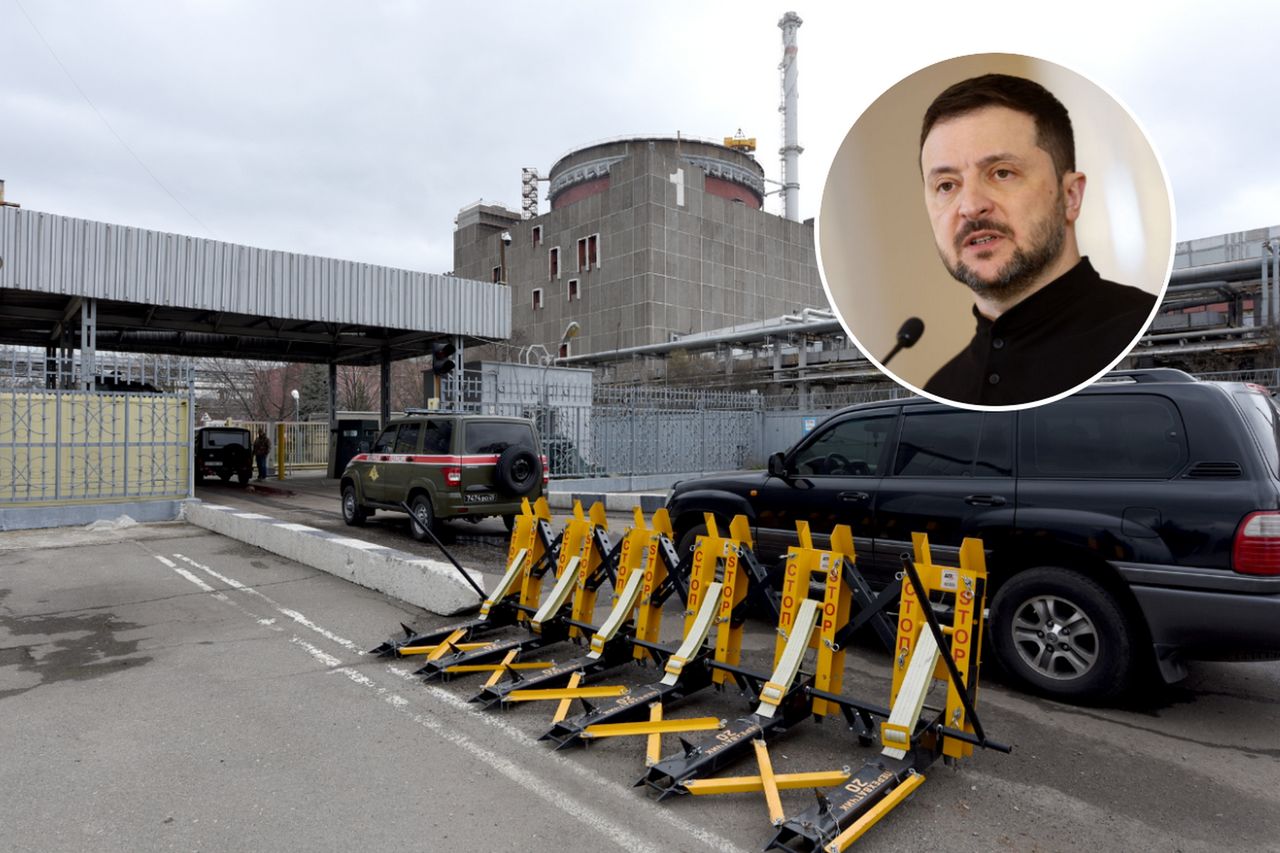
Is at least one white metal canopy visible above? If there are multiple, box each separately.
[0,206,510,365]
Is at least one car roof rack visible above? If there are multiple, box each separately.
[1098,368,1198,384]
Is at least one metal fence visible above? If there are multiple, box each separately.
[0,351,194,504]
[1195,368,1280,388]
[451,369,763,477]
[449,368,913,479]
[228,420,330,470]
[590,387,762,475]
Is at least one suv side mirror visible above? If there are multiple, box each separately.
[767,451,789,479]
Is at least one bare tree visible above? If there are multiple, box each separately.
[336,365,378,412]
[199,358,311,420]
[391,357,428,411]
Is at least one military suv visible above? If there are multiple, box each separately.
[339,414,545,539]
[194,425,254,486]
[665,370,1280,702]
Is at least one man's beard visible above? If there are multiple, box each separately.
[940,196,1067,302]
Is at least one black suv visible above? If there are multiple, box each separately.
[665,370,1280,701]
[194,426,254,486]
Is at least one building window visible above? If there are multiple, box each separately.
[532,226,542,248]
[549,247,560,279]
[492,265,502,283]
[567,278,580,301]
[577,234,601,271]
[532,288,544,310]
[559,341,571,359]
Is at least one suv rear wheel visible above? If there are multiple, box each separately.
[408,493,436,542]
[990,567,1133,702]
[341,484,368,526]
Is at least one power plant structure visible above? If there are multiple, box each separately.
[452,134,827,383]
[449,12,839,388]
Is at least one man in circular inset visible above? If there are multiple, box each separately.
[919,73,1157,406]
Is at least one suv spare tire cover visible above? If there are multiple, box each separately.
[224,444,248,468]
[495,446,541,496]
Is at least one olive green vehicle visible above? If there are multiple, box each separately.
[339,414,546,540]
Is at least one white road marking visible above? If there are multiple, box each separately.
[273,523,322,533]
[286,638,666,853]
[172,567,223,596]
[291,637,342,668]
[172,553,363,654]
[157,552,746,853]
[387,665,748,853]
[278,608,361,652]
[154,557,258,615]
[232,512,274,520]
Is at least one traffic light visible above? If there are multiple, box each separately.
[432,341,457,377]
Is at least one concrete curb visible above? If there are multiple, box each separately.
[183,500,483,616]
[545,491,667,514]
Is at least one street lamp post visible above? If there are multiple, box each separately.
[290,388,300,472]
[555,321,581,362]
[499,230,511,284]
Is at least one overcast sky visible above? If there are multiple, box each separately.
[3,0,1276,275]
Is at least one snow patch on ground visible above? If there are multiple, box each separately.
[83,515,138,532]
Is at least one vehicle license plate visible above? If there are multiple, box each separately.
[464,493,496,504]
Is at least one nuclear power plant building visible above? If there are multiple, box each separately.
[452,137,826,362]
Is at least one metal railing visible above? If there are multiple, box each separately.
[219,419,330,471]
[0,347,195,391]
[1,389,191,504]
[1195,368,1280,388]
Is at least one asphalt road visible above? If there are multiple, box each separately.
[2,504,1278,851]
[193,475,647,584]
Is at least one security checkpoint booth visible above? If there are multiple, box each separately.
[0,205,509,530]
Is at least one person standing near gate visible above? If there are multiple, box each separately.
[253,428,271,481]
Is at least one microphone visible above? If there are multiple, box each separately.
[881,317,925,367]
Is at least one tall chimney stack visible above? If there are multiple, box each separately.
[777,12,803,222]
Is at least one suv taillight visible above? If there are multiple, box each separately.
[443,466,462,487]
[1233,511,1280,575]
[541,454,549,485]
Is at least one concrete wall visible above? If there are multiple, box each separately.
[0,499,184,531]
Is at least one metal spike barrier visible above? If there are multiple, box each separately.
[469,525,658,707]
[369,514,1010,852]
[763,533,1010,852]
[367,497,559,656]
[410,500,619,681]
